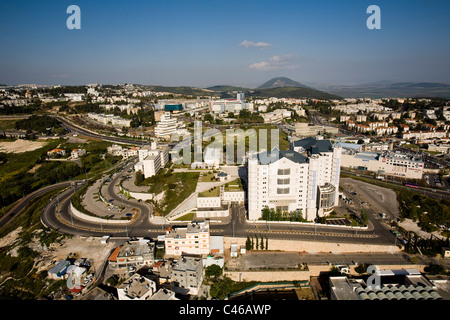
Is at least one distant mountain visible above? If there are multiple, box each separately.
[205,85,249,92]
[257,77,310,89]
[313,82,450,99]
[248,86,342,100]
[146,85,218,97]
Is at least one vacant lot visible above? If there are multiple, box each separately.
[227,252,303,271]
[0,139,47,153]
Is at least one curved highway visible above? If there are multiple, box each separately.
[0,181,78,230]
[55,116,144,146]
[38,163,396,245]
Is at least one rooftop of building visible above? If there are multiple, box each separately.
[198,186,220,197]
[251,147,308,165]
[118,275,155,299]
[173,254,203,272]
[166,221,210,239]
[291,137,333,153]
[117,240,155,258]
[149,288,178,300]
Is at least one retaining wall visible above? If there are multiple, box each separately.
[223,237,401,254]
[224,264,426,282]
[69,202,132,225]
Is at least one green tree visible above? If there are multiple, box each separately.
[265,236,268,250]
[135,170,145,186]
[424,263,447,275]
[355,264,369,274]
[245,236,251,251]
[204,114,214,123]
[205,264,223,279]
[360,209,368,225]
[260,235,264,250]
[255,235,259,250]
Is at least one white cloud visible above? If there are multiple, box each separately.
[239,40,271,49]
[249,54,299,71]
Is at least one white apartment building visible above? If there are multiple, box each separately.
[210,99,254,114]
[117,275,157,300]
[164,221,210,256]
[154,112,186,139]
[87,112,131,127]
[402,130,448,140]
[247,137,342,221]
[70,148,86,159]
[134,142,169,178]
[261,109,292,124]
[294,123,339,137]
[106,144,137,159]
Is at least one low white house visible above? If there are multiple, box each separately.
[117,275,157,300]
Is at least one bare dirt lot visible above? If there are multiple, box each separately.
[34,235,117,277]
[0,139,46,153]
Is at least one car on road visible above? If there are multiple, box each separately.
[126,213,132,217]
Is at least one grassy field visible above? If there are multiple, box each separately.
[199,186,220,197]
[224,178,244,191]
[175,212,195,221]
[0,139,58,184]
[0,120,18,131]
[146,170,200,216]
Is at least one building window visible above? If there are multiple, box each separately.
[278,168,290,175]
[277,188,290,194]
[277,178,290,185]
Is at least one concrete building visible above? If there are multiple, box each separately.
[294,123,339,137]
[48,260,71,280]
[171,254,203,295]
[164,220,210,256]
[134,142,170,178]
[47,148,66,157]
[149,288,179,300]
[117,274,157,300]
[71,148,86,159]
[87,112,132,127]
[154,112,186,139]
[210,99,254,114]
[261,109,292,124]
[330,269,445,300]
[402,130,448,140]
[247,137,342,221]
[108,239,155,270]
[340,151,424,179]
[428,144,450,154]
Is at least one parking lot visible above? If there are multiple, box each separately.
[339,178,400,222]
[226,252,413,271]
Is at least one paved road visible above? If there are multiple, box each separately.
[0,181,77,230]
[342,169,450,200]
[55,116,143,146]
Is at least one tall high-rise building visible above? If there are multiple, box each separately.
[247,137,341,221]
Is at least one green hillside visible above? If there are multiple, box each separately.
[248,86,342,100]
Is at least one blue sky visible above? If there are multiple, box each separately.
[1,0,449,87]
